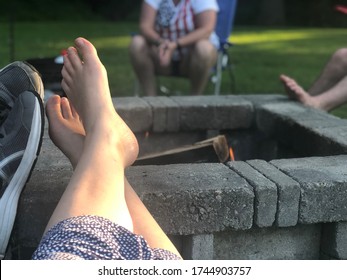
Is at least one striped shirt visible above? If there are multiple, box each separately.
[145,0,219,50]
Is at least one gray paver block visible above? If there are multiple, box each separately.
[166,97,180,132]
[321,222,347,260]
[143,96,167,132]
[113,97,152,132]
[257,101,333,123]
[14,135,71,249]
[170,95,253,131]
[243,94,288,108]
[226,161,277,227]
[256,102,347,156]
[271,155,347,224]
[126,163,254,234]
[16,167,71,248]
[247,159,300,227]
[214,224,321,260]
[35,135,70,171]
[182,234,214,260]
[143,96,180,132]
[315,126,347,153]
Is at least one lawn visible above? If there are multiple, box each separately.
[1,21,347,117]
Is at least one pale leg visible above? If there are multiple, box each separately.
[308,48,347,96]
[309,76,347,111]
[280,48,347,111]
[46,74,180,256]
[280,74,347,111]
[45,37,138,233]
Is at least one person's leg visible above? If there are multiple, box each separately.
[129,35,158,96]
[123,178,179,255]
[44,37,138,234]
[181,40,217,95]
[308,48,347,96]
[46,60,180,256]
[280,74,347,111]
[280,48,347,111]
[280,74,322,109]
[308,76,347,111]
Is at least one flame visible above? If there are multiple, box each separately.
[229,147,235,161]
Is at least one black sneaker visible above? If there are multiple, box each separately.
[0,61,43,126]
[0,62,44,259]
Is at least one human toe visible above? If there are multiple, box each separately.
[60,97,74,119]
[46,95,63,121]
[65,47,82,69]
[74,37,99,64]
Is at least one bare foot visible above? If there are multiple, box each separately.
[61,37,139,167]
[280,74,322,109]
[46,95,85,169]
[61,38,113,131]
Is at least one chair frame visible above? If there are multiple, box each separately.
[212,0,238,95]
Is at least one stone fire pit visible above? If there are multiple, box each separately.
[9,94,347,260]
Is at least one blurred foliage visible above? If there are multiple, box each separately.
[237,0,347,27]
[1,0,142,22]
[2,0,347,27]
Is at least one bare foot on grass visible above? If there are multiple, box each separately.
[280,74,321,110]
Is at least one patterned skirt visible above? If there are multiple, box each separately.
[32,215,181,260]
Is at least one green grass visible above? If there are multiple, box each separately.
[0,21,139,96]
[1,22,347,117]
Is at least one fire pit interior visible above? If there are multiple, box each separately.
[134,128,297,166]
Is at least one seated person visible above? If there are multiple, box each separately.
[280,48,347,112]
[129,0,219,96]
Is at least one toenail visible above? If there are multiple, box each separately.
[68,47,75,54]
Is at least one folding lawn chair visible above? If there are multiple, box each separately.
[212,0,238,95]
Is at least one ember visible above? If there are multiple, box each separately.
[229,147,235,161]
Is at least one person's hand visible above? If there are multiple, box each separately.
[158,40,177,67]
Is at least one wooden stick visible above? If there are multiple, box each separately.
[134,135,230,165]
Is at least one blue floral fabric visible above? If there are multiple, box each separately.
[32,215,181,260]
